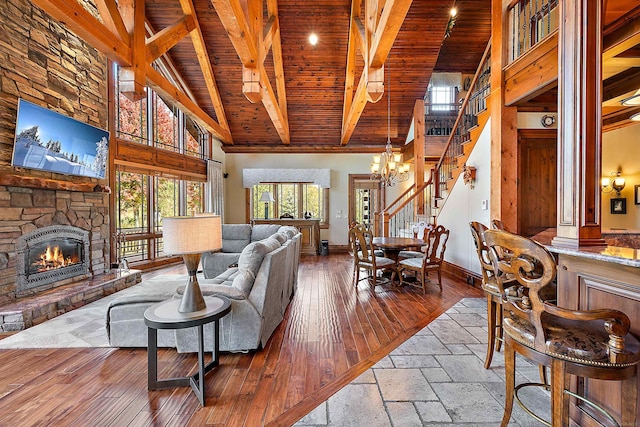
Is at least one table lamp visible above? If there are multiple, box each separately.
[163,215,222,312]
[260,191,275,219]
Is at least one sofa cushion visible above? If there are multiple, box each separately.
[222,224,252,253]
[231,269,255,294]
[273,232,288,244]
[251,224,282,241]
[237,241,273,277]
[279,226,298,238]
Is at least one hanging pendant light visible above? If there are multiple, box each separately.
[370,61,409,187]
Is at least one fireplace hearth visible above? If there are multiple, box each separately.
[16,225,90,296]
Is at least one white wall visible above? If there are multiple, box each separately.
[436,118,492,276]
[222,153,413,246]
[602,124,640,231]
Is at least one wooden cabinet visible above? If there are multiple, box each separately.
[252,218,320,255]
[555,251,640,427]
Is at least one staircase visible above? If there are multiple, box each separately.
[376,41,492,236]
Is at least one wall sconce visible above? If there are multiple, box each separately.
[601,170,625,197]
[462,164,476,189]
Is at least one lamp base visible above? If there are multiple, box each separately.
[179,254,206,313]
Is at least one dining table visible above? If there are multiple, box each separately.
[372,236,426,263]
[372,236,426,284]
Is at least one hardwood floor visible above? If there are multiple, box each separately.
[0,253,483,426]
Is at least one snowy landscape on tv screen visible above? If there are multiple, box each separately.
[11,99,109,179]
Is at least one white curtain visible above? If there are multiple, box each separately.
[206,160,224,222]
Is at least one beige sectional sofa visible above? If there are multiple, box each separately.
[106,225,302,352]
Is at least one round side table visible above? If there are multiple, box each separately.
[144,296,231,406]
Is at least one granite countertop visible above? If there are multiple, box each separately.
[546,245,640,268]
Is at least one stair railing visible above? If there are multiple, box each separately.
[375,39,492,236]
[433,40,492,203]
[375,182,430,237]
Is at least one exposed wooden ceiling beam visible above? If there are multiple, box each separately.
[266,0,288,124]
[209,0,259,66]
[369,0,413,68]
[145,15,196,63]
[147,65,232,143]
[342,1,363,132]
[119,0,147,101]
[178,0,232,142]
[94,0,131,45]
[603,14,640,60]
[30,0,132,66]
[35,0,232,144]
[209,0,290,144]
[341,0,414,145]
[603,67,640,104]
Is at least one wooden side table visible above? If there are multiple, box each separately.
[144,296,231,406]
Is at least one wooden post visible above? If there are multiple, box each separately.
[490,0,518,232]
[413,99,425,214]
[552,0,606,248]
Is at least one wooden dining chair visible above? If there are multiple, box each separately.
[348,223,395,288]
[398,222,432,259]
[397,225,449,293]
[484,229,640,427]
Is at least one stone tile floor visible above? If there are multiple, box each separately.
[294,299,551,426]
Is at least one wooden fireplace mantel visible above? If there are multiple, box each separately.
[0,173,109,193]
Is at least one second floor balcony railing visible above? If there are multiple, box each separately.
[508,0,559,62]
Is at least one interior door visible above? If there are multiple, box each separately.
[348,175,383,229]
[518,129,557,237]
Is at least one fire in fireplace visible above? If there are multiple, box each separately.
[28,239,83,275]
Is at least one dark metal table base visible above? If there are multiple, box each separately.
[147,319,221,406]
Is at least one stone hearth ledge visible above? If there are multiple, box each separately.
[0,270,141,332]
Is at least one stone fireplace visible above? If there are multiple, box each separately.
[15,225,91,296]
[0,186,110,305]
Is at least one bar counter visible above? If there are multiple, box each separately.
[545,242,640,426]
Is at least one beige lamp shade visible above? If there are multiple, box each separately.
[163,215,222,255]
[260,191,275,203]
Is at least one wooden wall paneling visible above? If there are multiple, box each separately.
[557,254,640,427]
[503,31,559,106]
[114,140,207,180]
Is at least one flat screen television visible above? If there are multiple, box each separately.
[11,99,109,179]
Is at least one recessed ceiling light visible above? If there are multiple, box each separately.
[631,112,640,121]
[450,7,457,17]
[309,33,318,46]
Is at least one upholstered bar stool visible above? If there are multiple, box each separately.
[469,221,518,369]
[484,229,640,427]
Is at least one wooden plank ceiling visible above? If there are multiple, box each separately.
[142,0,491,153]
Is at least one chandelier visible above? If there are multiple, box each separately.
[370,61,409,187]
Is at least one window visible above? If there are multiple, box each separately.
[252,183,326,222]
[153,93,179,152]
[117,92,148,144]
[112,65,210,266]
[430,86,457,112]
[116,170,205,263]
[115,65,206,159]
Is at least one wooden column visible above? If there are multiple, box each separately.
[413,99,425,214]
[552,0,606,248]
[490,0,518,232]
